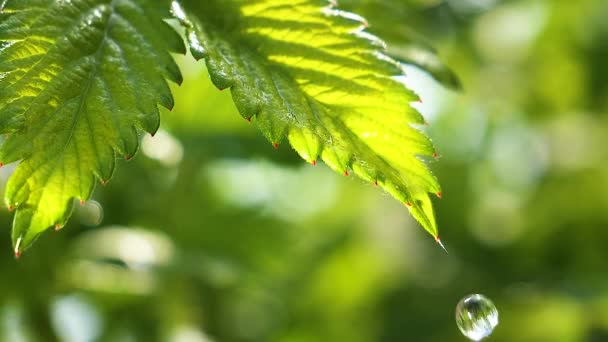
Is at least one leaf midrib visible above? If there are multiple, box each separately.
[64,1,117,155]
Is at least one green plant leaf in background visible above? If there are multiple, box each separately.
[177,0,442,242]
[339,0,462,90]
[0,0,184,255]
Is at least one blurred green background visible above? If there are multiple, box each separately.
[2,0,608,341]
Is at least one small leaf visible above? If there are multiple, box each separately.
[178,0,442,238]
[388,45,462,91]
[338,0,462,90]
[0,0,184,253]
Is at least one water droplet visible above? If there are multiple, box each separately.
[170,1,187,21]
[455,294,498,341]
[76,200,104,227]
[187,31,206,60]
[435,236,448,253]
[14,236,22,259]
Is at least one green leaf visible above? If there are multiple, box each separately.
[177,1,442,239]
[339,0,462,90]
[0,0,184,255]
[388,45,462,91]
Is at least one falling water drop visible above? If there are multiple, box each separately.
[14,236,22,259]
[455,294,498,341]
[434,236,448,254]
[77,200,104,227]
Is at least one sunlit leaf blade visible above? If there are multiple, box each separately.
[0,0,184,254]
[177,0,442,238]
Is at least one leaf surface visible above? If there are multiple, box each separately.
[0,0,183,254]
[177,0,442,239]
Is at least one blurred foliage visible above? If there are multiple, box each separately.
[1,0,608,341]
